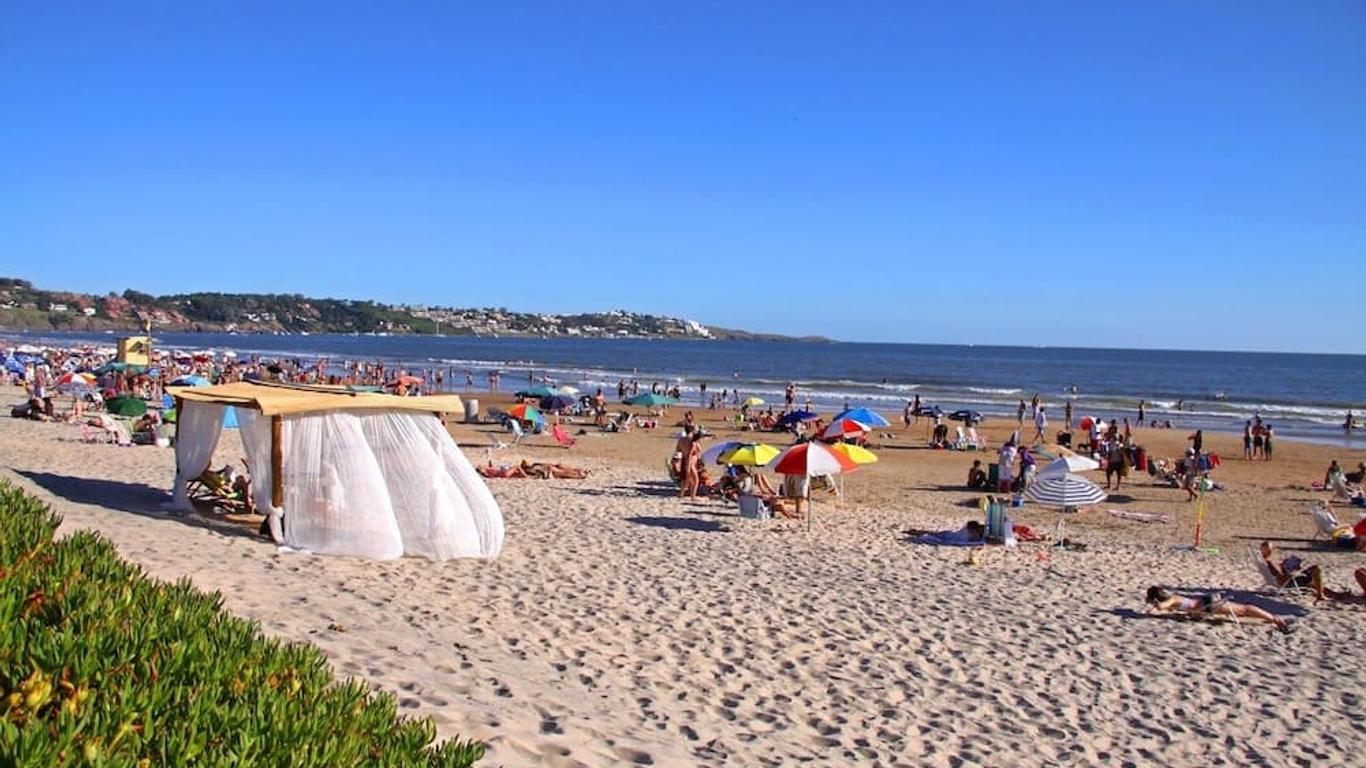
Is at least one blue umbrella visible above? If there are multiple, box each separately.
[540,394,576,411]
[3,357,25,377]
[777,410,820,426]
[625,393,679,407]
[832,407,891,427]
[170,374,212,387]
[517,384,560,398]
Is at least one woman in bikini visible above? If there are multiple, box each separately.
[1144,586,1294,633]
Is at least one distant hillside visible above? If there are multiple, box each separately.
[0,277,827,342]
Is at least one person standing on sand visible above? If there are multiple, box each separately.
[903,400,913,430]
[912,394,921,426]
[699,381,707,405]
[679,432,704,499]
[1243,421,1254,460]
[1138,400,1146,423]
[997,440,1018,493]
[1017,400,1026,424]
[1064,400,1073,430]
[1264,424,1275,461]
[1033,406,1047,444]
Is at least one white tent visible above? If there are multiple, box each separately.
[170,381,503,560]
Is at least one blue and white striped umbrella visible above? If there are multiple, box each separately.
[1024,473,1107,508]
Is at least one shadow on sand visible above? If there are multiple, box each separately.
[15,470,262,542]
[625,516,729,533]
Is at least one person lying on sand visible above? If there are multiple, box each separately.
[1144,586,1295,633]
[479,460,591,479]
[904,520,986,545]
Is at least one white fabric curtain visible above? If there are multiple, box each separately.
[280,412,405,560]
[415,414,505,557]
[358,413,505,559]
[234,408,284,543]
[171,401,227,511]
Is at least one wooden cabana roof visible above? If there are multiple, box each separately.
[172,380,464,417]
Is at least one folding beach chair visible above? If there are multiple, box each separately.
[551,423,577,449]
[1310,503,1347,541]
[1248,547,1309,598]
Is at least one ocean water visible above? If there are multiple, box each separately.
[9,331,1366,447]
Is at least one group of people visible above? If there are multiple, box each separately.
[1241,417,1276,461]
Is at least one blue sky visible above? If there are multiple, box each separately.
[2,2,1363,352]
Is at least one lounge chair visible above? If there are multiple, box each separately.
[1310,503,1348,541]
[186,466,246,512]
[551,423,576,449]
[1249,546,1309,598]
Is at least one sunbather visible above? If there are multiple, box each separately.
[904,520,986,545]
[1258,541,1327,600]
[1144,586,1294,633]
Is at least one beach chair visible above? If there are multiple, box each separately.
[551,423,576,449]
[1310,503,1347,541]
[953,426,968,450]
[1248,547,1309,598]
[966,427,983,450]
[186,466,246,512]
[738,494,772,520]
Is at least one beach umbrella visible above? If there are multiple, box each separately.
[169,374,211,387]
[833,407,890,427]
[558,385,580,395]
[702,440,746,465]
[15,344,42,355]
[1024,473,1107,509]
[506,403,544,423]
[56,372,97,393]
[105,395,147,417]
[540,394,576,411]
[740,396,765,408]
[3,357,24,377]
[768,442,859,530]
[518,384,559,398]
[829,442,878,465]
[1038,454,1101,477]
[1078,415,1095,431]
[770,441,859,477]
[776,410,819,427]
[625,393,678,407]
[821,418,870,440]
[719,443,781,467]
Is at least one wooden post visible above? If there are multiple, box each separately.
[271,415,284,507]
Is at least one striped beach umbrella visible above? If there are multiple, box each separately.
[740,396,765,408]
[769,441,858,477]
[821,417,870,441]
[1024,473,1107,509]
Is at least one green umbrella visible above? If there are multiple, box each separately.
[106,395,147,417]
[624,393,679,407]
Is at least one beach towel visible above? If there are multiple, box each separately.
[1109,509,1172,523]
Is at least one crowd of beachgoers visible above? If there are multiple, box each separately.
[3,338,1366,765]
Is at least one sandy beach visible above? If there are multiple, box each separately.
[3,385,1364,767]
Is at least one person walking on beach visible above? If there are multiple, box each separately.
[699,381,707,405]
[1188,429,1203,455]
[1064,400,1073,430]
[1137,400,1146,423]
[1017,399,1026,424]
[1032,406,1047,444]
[903,400,913,431]
[912,394,921,426]
[785,383,795,412]
[1243,421,1254,460]
[1263,424,1275,461]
